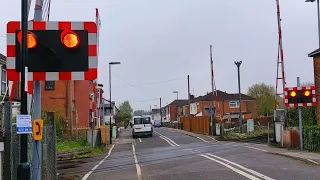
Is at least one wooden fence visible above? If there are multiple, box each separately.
[180,116,209,135]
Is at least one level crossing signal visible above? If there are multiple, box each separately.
[284,86,316,107]
[6,21,98,81]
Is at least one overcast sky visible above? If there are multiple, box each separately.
[0,0,318,110]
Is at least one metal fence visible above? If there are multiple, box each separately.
[303,126,320,152]
[42,112,57,180]
[2,102,57,180]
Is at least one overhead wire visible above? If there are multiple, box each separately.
[98,61,184,88]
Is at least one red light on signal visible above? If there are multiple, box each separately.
[17,31,37,48]
[304,90,311,96]
[60,30,80,48]
[290,91,297,97]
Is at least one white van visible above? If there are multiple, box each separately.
[131,116,153,138]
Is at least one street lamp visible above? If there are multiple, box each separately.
[306,0,320,47]
[173,91,179,100]
[109,61,121,144]
[234,61,243,133]
[173,91,179,122]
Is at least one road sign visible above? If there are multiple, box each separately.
[32,119,43,141]
[6,21,98,81]
[284,86,316,107]
[16,115,32,134]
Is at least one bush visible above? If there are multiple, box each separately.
[288,107,316,127]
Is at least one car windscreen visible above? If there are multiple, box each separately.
[134,117,151,124]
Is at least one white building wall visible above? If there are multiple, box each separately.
[190,103,197,115]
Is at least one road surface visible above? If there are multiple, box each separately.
[80,127,320,180]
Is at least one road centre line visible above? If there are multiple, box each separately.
[206,153,275,180]
[159,136,175,147]
[154,131,180,146]
[161,135,180,146]
[132,144,142,180]
[81,145,115,180]
[200,154,261,180]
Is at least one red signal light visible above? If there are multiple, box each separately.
[60,30,80,48]
[290,91,296,97]
[304,90,311,97]
[17,31,37,49]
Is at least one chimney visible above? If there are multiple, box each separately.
[308,48,320,125]
[189,94,195,100]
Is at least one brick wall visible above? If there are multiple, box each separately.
[169,105,178,121]
[74,80,91,128]
[41,81,70,121]
[313,56,320,125]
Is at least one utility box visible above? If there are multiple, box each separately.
[112,126,117,138]
[275,122,284,143]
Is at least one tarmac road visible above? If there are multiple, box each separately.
[78,127,320,180]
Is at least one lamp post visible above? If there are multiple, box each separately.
[234,61,243,133]
[173,91,179,122]
[306,0,320,47]
[109,61,121,144]
[173,91,179,100]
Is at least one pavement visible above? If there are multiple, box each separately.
[69,127,320,180]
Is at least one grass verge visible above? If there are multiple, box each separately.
[57,138,105,159]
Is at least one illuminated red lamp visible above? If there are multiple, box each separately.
[304,90,311,97]
[290,91,296,97]
[60,30,80,48]
[17,31,37,49]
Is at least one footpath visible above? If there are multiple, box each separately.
[167,127,320,166]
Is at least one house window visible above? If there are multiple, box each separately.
[1,67,6,94]
[229,101,240,108]
[44,81,55,90]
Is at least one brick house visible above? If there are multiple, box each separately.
[177,90,257,120]
[308,48,320,125]
[41,80,102,130]
[163,99,189,121]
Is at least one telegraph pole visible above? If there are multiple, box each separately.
[160,98,162,124]
[234,61,243,133]
[17,0,31,178]
[187,75,191,117]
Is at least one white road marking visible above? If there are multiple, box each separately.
[159,136,176,147]
[161,135,180,146]
[81,144,115,180]
[245,146,268,152]
[132,143,143,180]
[154,131,180,146]
[307,159,319,165]
[138,138,142,143]
[197,136,209,143]
[206,153,275,180]
[154,131,162,136]
[207,136,218,141]
[200,154,261,180]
